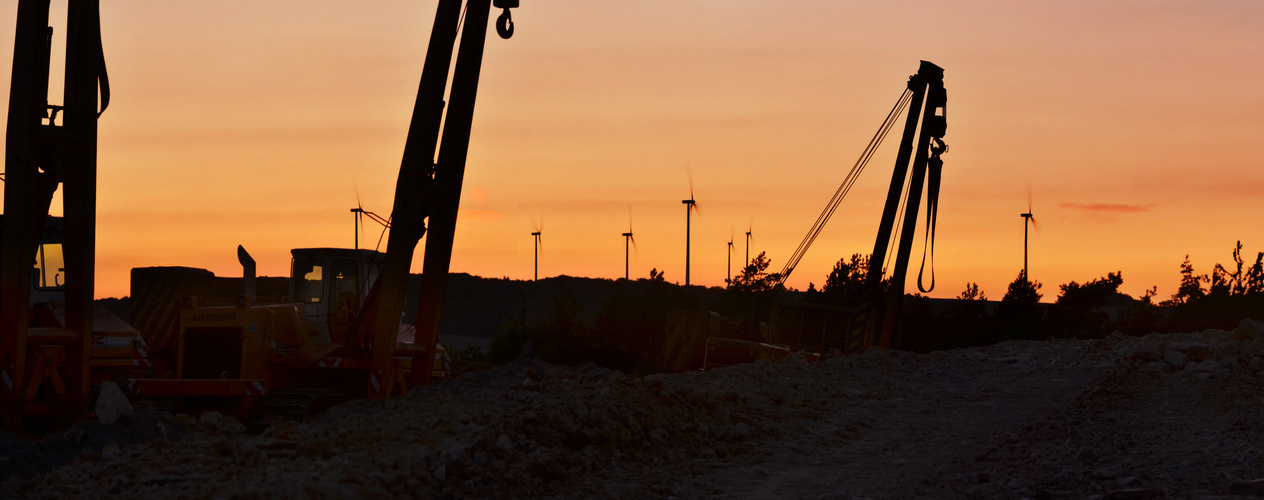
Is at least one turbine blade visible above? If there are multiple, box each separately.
[1026,180,1033,212]
[686,161,694,200]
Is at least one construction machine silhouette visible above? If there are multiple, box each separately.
[671,61,949,370]
[0,0,519,428]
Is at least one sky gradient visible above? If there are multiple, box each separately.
[3,1,1264,301]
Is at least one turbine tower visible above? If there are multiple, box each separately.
[350,192,389,250]
[1020,189,1037,280]
[682,169,699,286]
[622,217,635,280]
[531,226,542,281]
[351,207,363,249]
[727,236,734,286]
[745,224,752,266]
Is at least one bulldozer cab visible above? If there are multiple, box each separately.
[0,215,66,307]
[290,248,385,343]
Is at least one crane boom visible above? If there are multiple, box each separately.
[352,0,517,398]
[1,0,109,427]
[866,61,947,349]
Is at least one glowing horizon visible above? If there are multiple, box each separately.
[3,1,1263,303]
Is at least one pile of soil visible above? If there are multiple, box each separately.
[8,322,1264,499]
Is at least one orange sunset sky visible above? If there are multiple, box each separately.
[2,1,1263,301]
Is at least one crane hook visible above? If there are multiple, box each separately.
[930,137,948,156]
[496,8,514,39]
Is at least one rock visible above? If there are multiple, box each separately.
[100,442,120,461]
[1074,446,1096,462]
[199,410,245,434]
[1105,487,1163,499]
[1162,349,1188,368]
[199,410,223,427]
[1193,359,1222,373]
[1230,478,1264,495]
[1131,340,1163,362]
[441,442,465,462]
[433,465,446,484]
[302,482,360,499]
[782,352,810,366]
[1170,342,1213,361]
[731,423,751,440]
[496,434,514,451]
[94,381,133,425]
[863,347,891,362]
[1237,319,1264,340]
[1140,362,1168,377]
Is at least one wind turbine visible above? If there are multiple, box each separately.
[531,220,543,281]
[682,168,699,286]
[1020,187,1038,280]
[622,216,636,281]
[745,221,752,266]
[351,207,363,249]
[350,186,390,250]
[727,231,734,287]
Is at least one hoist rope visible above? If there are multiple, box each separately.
[917,146,945,293]
[777,88,913,285]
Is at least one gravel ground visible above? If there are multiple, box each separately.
[7,320,1264,499]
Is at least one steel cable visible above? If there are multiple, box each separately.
[778,89,913,285]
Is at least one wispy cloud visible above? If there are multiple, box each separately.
[1058,202,1155,213]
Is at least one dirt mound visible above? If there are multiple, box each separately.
[8,323,1264,498]
[0,406,187,483]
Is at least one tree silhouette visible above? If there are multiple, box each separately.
[1056,272,1123,310]
[997,271,1043,339]
[1164,254,1207,306]
[1049,271,1123,338]
[822,253,869,304]
[1211,241,1244,297]
[959,282,986,302]
[1248,252,1264,295]
[1000,271,1042,308]
[729,252,782,293]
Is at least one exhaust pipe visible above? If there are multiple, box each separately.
[237,245,256,305]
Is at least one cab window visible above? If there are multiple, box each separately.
[33,243,64,290]
[293,258,324,303]
[331,258,360,304]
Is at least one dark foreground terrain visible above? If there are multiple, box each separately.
[7,322,1264,499]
